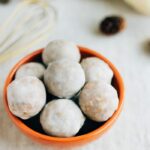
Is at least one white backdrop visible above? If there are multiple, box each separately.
[0,0,150,149]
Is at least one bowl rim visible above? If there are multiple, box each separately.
[3,46,125,143]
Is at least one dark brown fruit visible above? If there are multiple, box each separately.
[0,0,10,4]
[100,16,126,35]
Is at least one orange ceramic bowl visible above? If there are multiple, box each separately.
[3,47,124,147]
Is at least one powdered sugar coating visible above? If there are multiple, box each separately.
[79,81,119,122]
[81,57,113,84]
[42,40,81,65]
[44,59,85,98]
[15,62,45,79]
[40,99,85,137]
[7,76,46,120]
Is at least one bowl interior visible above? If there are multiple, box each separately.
[4,47,124,142]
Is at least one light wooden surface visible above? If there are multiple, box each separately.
[0,0,150,149]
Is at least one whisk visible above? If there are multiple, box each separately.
[0,0,57,64]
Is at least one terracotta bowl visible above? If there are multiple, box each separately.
[3,47,124,147]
